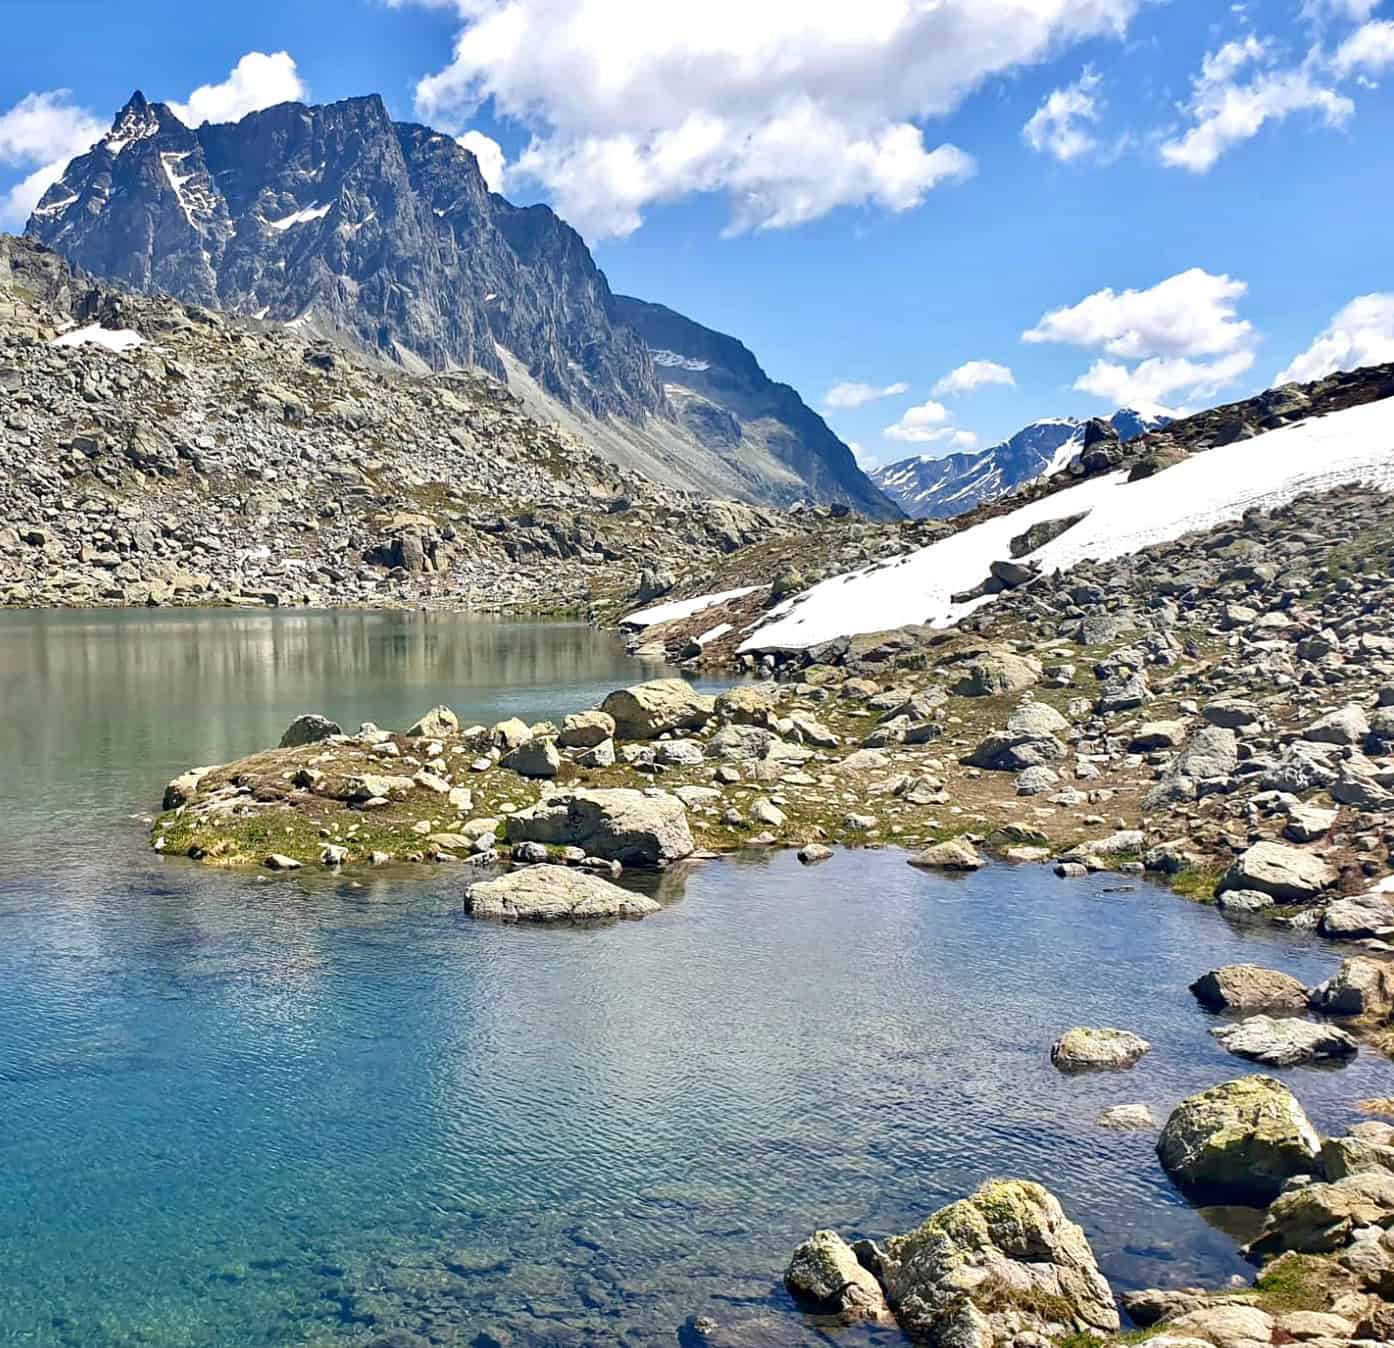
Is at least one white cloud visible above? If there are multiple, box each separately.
[1025,268,1258,408]
[1023,268,1253,359]
[883,399,952,442]
[849,440,881,471]
[1276,293,1394,383]
[168,52,307,128]
[403,0,1143,239]
[0,91,105,227]
[1303,0,1380,21]
[458,129,507,191]
[823,379,909,409]
[1159,35,1352,173]
[1023,68,1103,162]
[1333,20,1394,75]
[932,360,1016,396]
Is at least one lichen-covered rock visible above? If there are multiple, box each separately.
[557,710,615,749]
[714,685,778,729]
[1246,1170,1394,1256]
[907,837,983,871]
[948,652,1042,698]
[505,788,694,866]
[279,713,342,748]
[464,864,659,923]
[601,679,714,740]
[1050,1027,1150,1072]
[877,1180,1119,1344]
[1189,964,1310,1013]
[1218,842,1337,903]
[783,1230,889,1324]
[1156,1076,1321,1202]
[1309,956,1394,1019]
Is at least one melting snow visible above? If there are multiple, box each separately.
[33,190,78,218]
[50,326,145,354]
[651,349,712,373]
[743,396,1394,652]
[622,586,760,628]
[264,203,333,231]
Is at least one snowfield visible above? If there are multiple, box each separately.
[621,586,760,628]
[742,397,1394,653]
[50,325,145,353]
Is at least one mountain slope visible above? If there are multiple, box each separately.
[873,409,1164,519]
[27,92,897,519]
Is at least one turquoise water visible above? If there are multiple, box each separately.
[0,610,1390,1347]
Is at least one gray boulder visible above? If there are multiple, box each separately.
[1189,964,1309,1012]
[505,788,694,867]
[907,837,983,871]
[406,705,458,738]
[279,713,343,748]
[1321,892,1394,940]
[1246,1170,1394,1257]
[1218,842,1337,903]
[1156,1075,1321,1202]
[1211,1015,1358,1067]
[1309,956,1394,1018]
[464,865,659,923]
[501,736,561,779]
[557,711,615,749]
[948,651,1041,698]
[783,1230,889,1325]
[601,679,714,740]
[1304,705,1370,746]
[1051,1027,1151,1072]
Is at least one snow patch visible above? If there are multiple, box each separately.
[695,622,733,646]
[264,203,333,231]
[32,190,78,218]
[744,397,1394,652]
[650,349,712,373]
[622,586,760,628]
[50,325,145,354]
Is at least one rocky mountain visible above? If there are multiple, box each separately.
[873,408,1165,519]
[26,92,897,519]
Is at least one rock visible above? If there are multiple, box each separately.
[1189,964,1310,1012]
[949,651,1041,698]
[907,837,983,871]
[320,844,348,866]
[713,686,778,729]
[1156,1076,1321,1202]
[797,843,834,864]
[749,798,786,828]
[264,853,302,870]
[876,1180,1119,1343]
[505,788,694,867]
[1173,725,1239,782]
[1309,956,1394,1018]
[1217,889,1276,918]
[1096,669,1151,714]
[1304,705,1370,746]
[1131,719,1189,751]
[575,738,616,768]
[1211,1015,1358,1067]
[279,713,342,748]
[1051,1027,1151,1072]
[492,717,532,751]
[1203,698,1260,729]
[782,1230,889,1324]
[406,705,458,738]
[1157,1304,1275,1348]
[162,765,215,809]
[501,736,561,779]
[1284,802,1338,843]
[655,738,705,767]
[464,865,660,923]
[601,679,714,740]
[1097,1104,1157,1130]
[557,710,615,749]
[1320,1131,1394,1181]
[1321,893,1394,940]
[1218,842,1337,903]
[511,841,550,864]
[1246,1170,1394,1256]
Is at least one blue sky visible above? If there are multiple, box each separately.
[2,0,1392,470]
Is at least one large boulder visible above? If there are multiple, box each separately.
[1321,892,1394,940]
[948,652,1042,698]
[1310,956,1394,1018]
[464,865,659,923]
[1173,726,1239,783]
[783,1230,890,1325]
[876,1180,1119,1344]
[907,837,983,871]
[1304,705,1370,747]
[505,789,694,867]
[1156,1076,1321,1202]
[1050,1027,1150,1072]
[1246,1170,1394,1257]
[1189,964,1309,1013]
[1218,842,1337,903]
[500,736,561,779]
[557,711,615,749]
[406,705,458,739]
[279,713,342,748]
[601,679,714,740]
[714,685,778,729]
[1211,1015,1358,1067]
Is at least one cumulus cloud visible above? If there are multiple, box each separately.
[167,52,307,128]
[1023,68,1103,162]
[1303,0,1380,21]
[0,91,106,227]
[402,0,1143,238]
[932,360,1015,396]
[823,379,909,409]
[1333,20,1394,75]
[849,440,881,471]
[458,129,506,191]
[1025,268,1258,408]
[1276,293,1394,383]
[883,399,952,443]
[1159,35,1352,173]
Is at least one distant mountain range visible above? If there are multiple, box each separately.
[872,408,1165,519]
[26,92,898,519]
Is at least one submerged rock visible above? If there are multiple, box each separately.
[783,1230,889,1324]
[1156,1076,1321,1202]
[464,864,660,923]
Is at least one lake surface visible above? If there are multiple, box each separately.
[1,609,1390,1348]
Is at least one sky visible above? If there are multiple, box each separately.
[1,0,1392,472]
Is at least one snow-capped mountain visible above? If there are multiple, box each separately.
[26,92,898,519]
[872,409,1166,519]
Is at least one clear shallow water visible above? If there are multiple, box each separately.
[1,610,1390,1348]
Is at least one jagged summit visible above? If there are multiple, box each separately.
[26,92,898,519]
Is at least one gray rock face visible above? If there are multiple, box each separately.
[504,788,694,866]
[29,93,896,518]
[464,864,659,922]
[1156,1076,1321,1202]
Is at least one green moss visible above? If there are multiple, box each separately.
[1168,865,1224,903]
[1252,1254,1331,1313]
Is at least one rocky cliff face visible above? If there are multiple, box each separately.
[28,92,896,517]
[873,408,1165,519]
